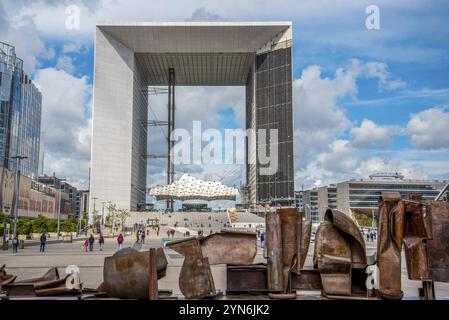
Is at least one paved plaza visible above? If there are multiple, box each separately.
[1,227,448,299]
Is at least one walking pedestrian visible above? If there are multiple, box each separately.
[12,234,19,253]
[136,230,140,243]
[83,239,89,252]
[260,232,265,248]
[88,234,95,252]
[99,234,105,251]
[117,233,124,249]
[39,232,47,252]
[140,230,146,244]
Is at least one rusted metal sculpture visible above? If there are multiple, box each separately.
[0,264,16,286]
[265,211,283,292]
[226,209,312,295]
[1,267,81,297]
[426,200,449,283]
[265,208,312,298]
[200,230,257,265]
[403,194,430,280]
[377,192,405,300]
[297,218,312,273]
[168,237,216,299]
[103,247,167,299]
[168,230,257,299]
[313,209,367,297]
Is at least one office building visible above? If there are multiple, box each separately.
[0,41,42,178]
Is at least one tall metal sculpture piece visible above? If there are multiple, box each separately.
[377,192,405,300]
[403,194,430,280]
[265,208,311,297]
[426,200,449,283]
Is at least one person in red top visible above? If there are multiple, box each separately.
[83,240,88,252]
[117,233,124,249]
[98,234,105,251]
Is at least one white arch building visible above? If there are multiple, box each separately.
[90,22,295,219]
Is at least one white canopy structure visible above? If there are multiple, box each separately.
[149,174,240,201]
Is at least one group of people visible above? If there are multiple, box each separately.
[166,229,176,238]
[362,228,377,242]
[135,229,146,244]
[82,234,105,252]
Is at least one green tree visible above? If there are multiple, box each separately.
[17,218,33,235]
[47,219,57,233]
[116,209,130,231]
[61,219,76,232]
[32,214,49,233]
[353,212,374,227]
[105,202,117,228]
[0,213,12,237]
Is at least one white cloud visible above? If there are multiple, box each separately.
[34,67,92,188]
[358,61,406,91]
[406,106,449,150]
[62,42,82,53]
[293,59,404,167]
[293,64,353,167]
[349,119,398,149]
[316,140,360,173]
[56,55,75,73]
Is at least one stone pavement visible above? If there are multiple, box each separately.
[1,228,448,299]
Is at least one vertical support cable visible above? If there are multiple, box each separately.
[166,68,175,211]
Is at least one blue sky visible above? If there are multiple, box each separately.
[1,0,448,193]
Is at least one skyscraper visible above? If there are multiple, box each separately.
[0,41,42,177]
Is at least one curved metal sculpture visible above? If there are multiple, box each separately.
[313,209,367,296]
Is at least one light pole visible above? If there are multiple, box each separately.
[12,156,28,248]
[92,197,98,234]
[55,178,66,241]
[101,201,106,233]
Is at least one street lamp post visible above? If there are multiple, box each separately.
[92,197,98,234]
[54,178,66,241]
[12,156,28,249]
[56,189,62,240]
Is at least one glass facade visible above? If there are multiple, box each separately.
[0,41,41,177]
[347,181,442,209]
[255,42,294,204]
